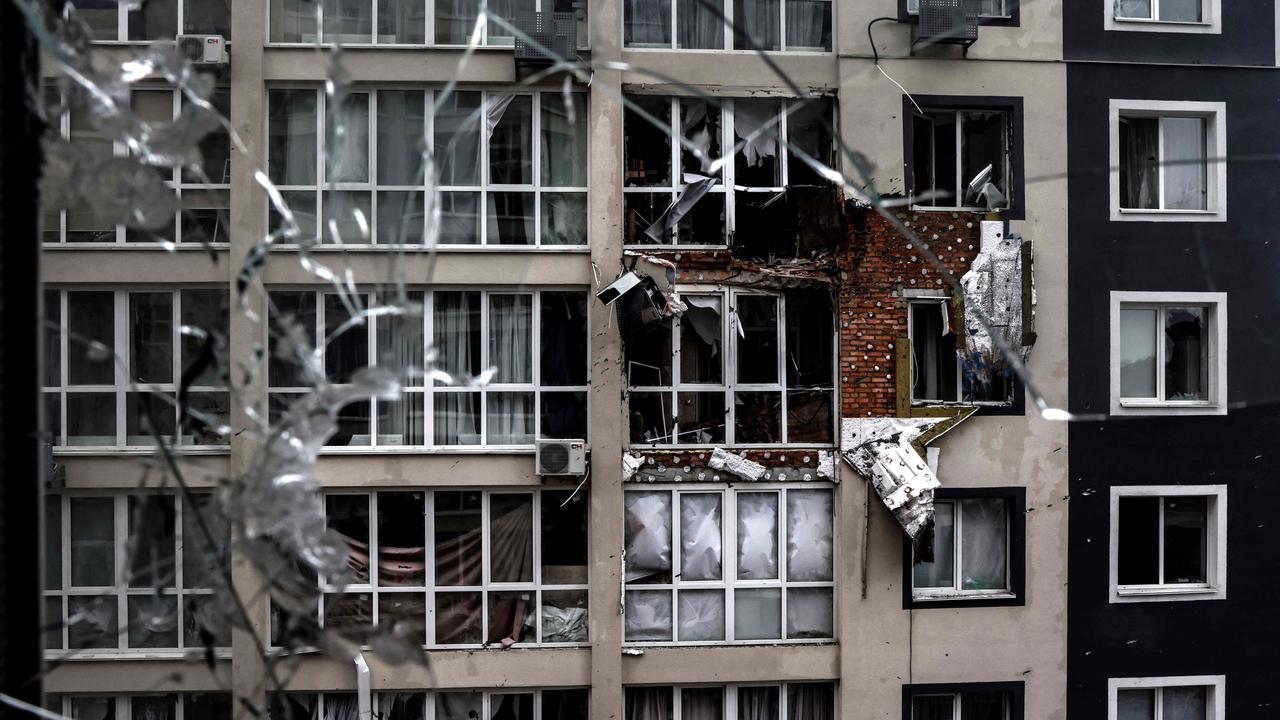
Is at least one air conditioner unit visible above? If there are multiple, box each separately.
[536,439,586,476]
[177,34,229,66]
[913,0,979,54]
[512,11,577,67]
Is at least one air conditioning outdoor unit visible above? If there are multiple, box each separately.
[512,11,577,68]
[913,0,979,54]
[536,439,586,476]
[177,34,229,66]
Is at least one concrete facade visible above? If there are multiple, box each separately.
[40,1,1068,718]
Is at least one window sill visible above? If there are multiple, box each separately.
[1114,207,1224,223]
[313,446,542,455]
[1108,16,1220,34]
[52,447,231,456]
[1113,585,1224,603]
[622,638,836,648]
[1111,400,1224,417]
[909,205,1006,215]
[622,47,832,55]
[42,243,230,250]
[45,649,232,661]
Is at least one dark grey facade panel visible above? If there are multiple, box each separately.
[1065,0,1277,65]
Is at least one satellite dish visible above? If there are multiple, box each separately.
[964,164,993,206]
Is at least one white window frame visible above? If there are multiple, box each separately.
[265,0,580,47]
[909,108,1014,213]
[911,497,1014,601]
[622,0,834,52]
[43,86,231,246]
[283,488,589,648]
[1108,291,1227,416]
[623,683,837,720]
[1106,0,1221,34]
[44,287,230,451]
[622,95,837,249]
[626,286,835,447]
[66,0,227,42]
[911,690,1015,719]
[270,689,590,719]
[1107,676,1226,720]
[1108,485,1227,603]
[265,288,590,451]
[622,484,837,646]
[907,0,1012,19]
[43,491,225,658]
[266,86,589,249]
[48,694,232,719]
[1109,100,1227,222]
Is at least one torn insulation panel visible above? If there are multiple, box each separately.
[959,222,1034,395]
[623,451,645,481]
[708,447,767,481]
[840,417,945,538]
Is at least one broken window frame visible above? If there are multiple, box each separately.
[45,693,233,719]
[43,287,231,449]
[907,297,962,405]
[1108,676,1224,720]
[623,484,836,646]
[266,86,589,247]
[622,0,833,51]
[265,288,590,449]
[910,498,1013,601]
[908,107,1013,213]
[265,0,582,47]
[42,85,233,245]
[66,0,231,42]
[1109,101,1225,222]
[43,491,226,654]
[626,287,835,447]
[623,682,836,720]
[282,488,589,648]
[1110,292,1226,416]
[622,95,837,248]
[1109,485,1226,603]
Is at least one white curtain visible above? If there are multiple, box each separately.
[627,0,673,45]
[677,590,725,640]
[960,498,1007,590]
[1121,117,1159,209]
[786,490,832,581]
[279,90,318,185]
[784,0,829,49]
[327,94,369,184]
[433,292,479,445]
[734,0,780,49]
[487,295,533,443]
[377,90,424,186]
[680,493,722,580]
[739,688,778,720]
[625,491,673,580]
[624,590,673,641]
[435,92,482,186]
[677,0,724,48]
[737,493,778,580]
[787,685,834,720]
[1162,117,1207,210]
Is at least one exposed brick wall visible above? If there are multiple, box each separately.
[837,208,982,418]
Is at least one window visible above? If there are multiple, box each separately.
[1109,676,1225,720]
[271,689,589,720]
[268,88,587,247]
[909,490,1024,605]
[273,488,589,647]
[909,108,1013,212]
[266,288,589,448]
[623,485,834,644]
[1110,485,1226,603]
[908,299,1014,405]
[43,492,229,652]
[43,87,232,245]
[1110,101,1226,221]
[625,683,835,720]
[1107,0,1219,33]
[623,0,832,51]
[907,685,1022,720]
[68,0,231,41]
[626,288,833,446]
[268,0,583,46]
[46,694,233,720]
[623,95,836,247]
[42,288,231,448]
[1110,292,1227,416]
[906,0,1011,18]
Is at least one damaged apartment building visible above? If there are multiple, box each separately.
[37,0,1070,719]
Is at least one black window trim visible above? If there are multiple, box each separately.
[901,486,1027,609]
[902,681,1026,720]
[901,95,1026,221]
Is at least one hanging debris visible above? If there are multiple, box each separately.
[959,221,1035,398]
[840,417,946,538]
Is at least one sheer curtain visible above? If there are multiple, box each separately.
[960,499,1008,590]
[625,688,673,720]
[433,293,480,445]
[1120,117,1159,209]
[682,689,723,720]
[677,0,724,48]
[626,0,673,46]
[786,685,833,720]
[733,0,780,50]
[784,0,830,50]
[488,295,533,444]
[1162,117,1207,210]
[739,687,779,720]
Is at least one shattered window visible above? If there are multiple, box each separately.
[624,683,834,720]
[627,288,833,446]
[910,689,1015,720]
[623,486,834,644]
[289,489,588,647]
[43,86,231,245]
[42,288,230,448]
[266,289,588,447]
[266,0,579,46]
[43,491,229,652]
[623,95,836,247]
[69,0,231,41]
[1115,490,1222,598]
[1118,114,1209,212]
[910,108,1012,211]
[1117,301,1217,407]
[624,0,832,51]
[909,300,960,403]
[270,689,587,720]
[912,498,1011,599]
[267,88,587,246]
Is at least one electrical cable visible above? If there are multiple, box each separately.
[866,16,925,115]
